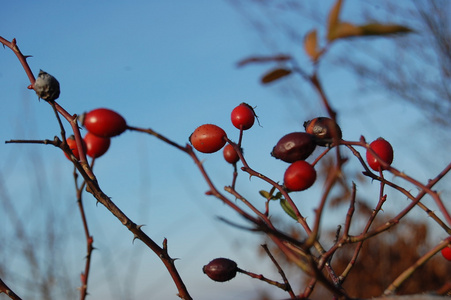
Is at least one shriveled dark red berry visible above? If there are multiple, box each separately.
[303,117,342,146]
[271,132,316,163]
[202,258,238,282]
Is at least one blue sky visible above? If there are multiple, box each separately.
[1,1,450,299]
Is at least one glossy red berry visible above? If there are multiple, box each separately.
[271,132,316,163]
[223,144,240,164]
[64,136,86,161]
[441,245,451,261]
[82,108,127,138]
[304,117,342,146]
[366,138,394,171]
[284,161,316,191]
[231,103,255,130]
[203,258,238,282]
[84,132,111,158]
[190,124,227,153]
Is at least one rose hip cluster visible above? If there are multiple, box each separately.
[189,102,256,161]
[189,105,395,194]
[271,117,343,192]
[65,108,127,161]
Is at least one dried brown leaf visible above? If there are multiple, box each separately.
[261,68,292,84]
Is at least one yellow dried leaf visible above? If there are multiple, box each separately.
[327,0,343,41]
[329,22,362,40]
[304,29,321,61]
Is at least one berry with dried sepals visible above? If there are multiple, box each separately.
[231,103,256,130]
[33,70,60,101]
[203,258,238,282]
[271,132,316,163]
[303,117,342,146]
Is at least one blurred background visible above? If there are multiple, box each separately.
[0,1,450,299]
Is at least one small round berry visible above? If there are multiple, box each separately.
[190,124,227,153]
[303,117,342,146]
[284,161,316,191]
[223,144,240,164]
[203,258,238,282]
[441,245,451,261]
[64,135,86,161]
[366,138,394,171]
[33,70,60,101]
[82,108,127,138]
[271,132,316,163]
[231,103,255,130]
[84,132,111,158]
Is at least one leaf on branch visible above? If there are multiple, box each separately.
[358,23,414,36]
[304,29,322,61]
[237,54,292,67]
[327,0,343,41]
[280,199,297,220]
[329,22,362,40]
[261,68,292,84]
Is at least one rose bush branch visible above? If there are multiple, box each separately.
[0,277,22,300]
[73,169,94,300]
[0,36,94,180]
[1,38,193,300]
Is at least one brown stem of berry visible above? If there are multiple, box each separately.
[237,268,291,291]
[0,277,22,300]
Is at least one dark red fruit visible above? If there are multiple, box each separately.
[190,124,227,153]
[223,144,240,164]
[203,258,238,282]
[303,117,342,146]
[64,136,87,161]
[84,132,111,158]
[82,108,127,138]
[441,245,451,261]
[231,103,255,130]
[366,138,394,171]
[271,132,316,163]
[284,161,316,191]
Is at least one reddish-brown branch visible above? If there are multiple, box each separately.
[0,277,22,300]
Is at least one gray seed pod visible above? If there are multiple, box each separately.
[33,70,60,101]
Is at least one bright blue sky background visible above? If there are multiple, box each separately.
[1,1,450,300]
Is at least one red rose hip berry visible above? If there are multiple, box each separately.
[441,245,451,261]
[190,124,227,153]
[366,138,394,171]
[231,103,255,130]
[82,108,127,138]
[84,132,111,158]
[284,161,316,191]
[203,258,238,282]
[64,135,87,161]
[223,144,240,164]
